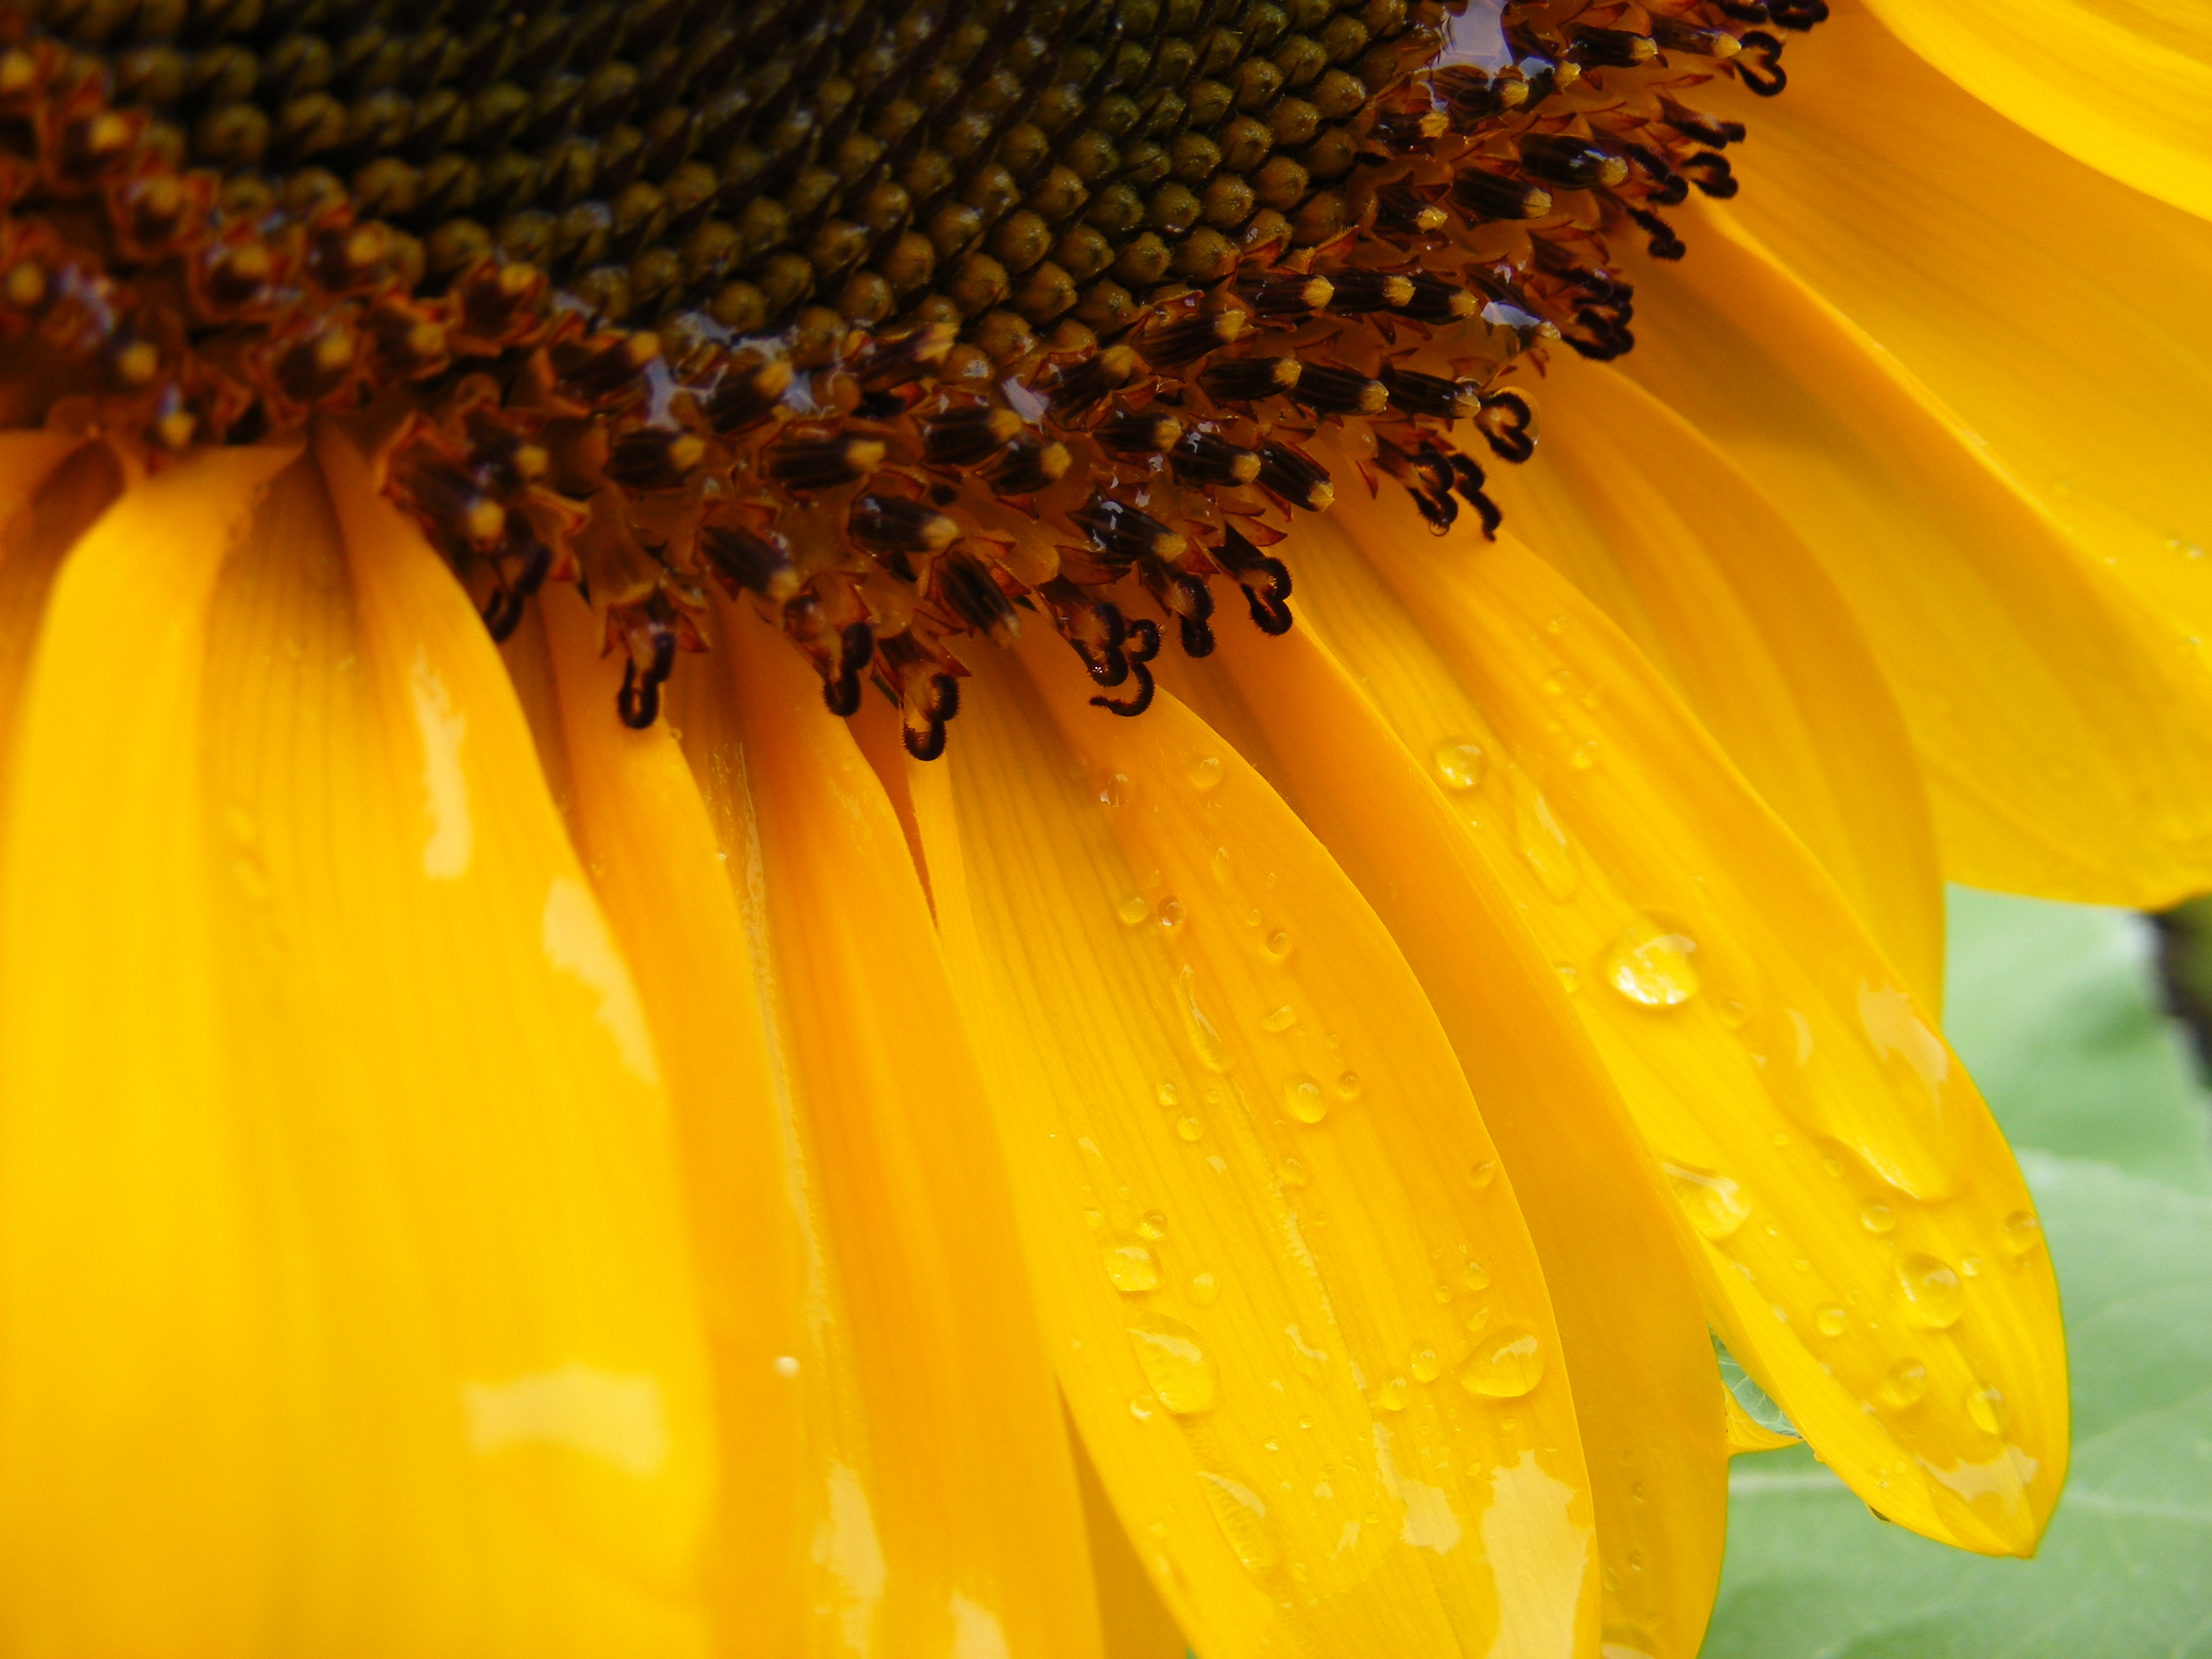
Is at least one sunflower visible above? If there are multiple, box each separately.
[0,0,2203,1653]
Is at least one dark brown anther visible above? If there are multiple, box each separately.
[1380,364,1480,421]
[1213,522,1294,634]
[765,430,886,491]
[850,493,959,557]
[1447,449,1502,539]
[1765,0,1830,32]
[1427,66,1527,126]
[1374,181,1447,235]
[1326,269,1415,315]
[701,521,797,601]
[1289,362,1388,417]
[1072,491,1187,569]
[704,355,794,433]
[1565,25,1657,68]
[1448,168,1552,223]
[1627,206,1686,262]
[936,550,1019,637]
[552,329,661,405]
[1169,428,1262,488]
[1681,153,1739,199]
[1399,271,1483,324]
[1256,440,1334,511]
[451,260,550,351]
[1095,405,1187,457]
[1659,96,1748,148]
[1514,135,1629,192]
[1617,143,1691,207]
[307,220,395,292]
[878,633,963,760]
[616,611,680,729]
[802,618,873,717]
[1236,270,1336,317]
[1043,343,1138,417]
[1136,305,1248,367]
[1138,558,1215,657]
[853,320,958,394]
[1734,31,1786,95]
[1475,388,1537,463]
[403,459,508,553]
[1089,614,1159,716]
[1038,576,1131,690]
[480,514,554,644]
[271,320,359,405]
[57,109,139,184]
[922,403,1025,467]
[1375,433,1460,533]
[603,426,706,490]
[985,432,1071,496]
[1372,106,1448,146]
[1650,18,1744,57]
[1200,353,1300,404]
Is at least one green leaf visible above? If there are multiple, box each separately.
[1703,889,2212,1659]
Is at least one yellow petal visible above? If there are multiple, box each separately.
[1859,0,2212,222]
[1074,1424,1191,1659]
[1290,482,2065,1557]
[0,438,722,1653]
[912,626,1599,1659]
[1720,1392,1797,1457]
[1616,199,2212,906]
[1154,626,1724,1659]
[1486,363,1944,1006]
[585,590,1100,1658]
[1704,0,2212,652]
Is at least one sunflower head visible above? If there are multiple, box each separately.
[0,0,1813,751]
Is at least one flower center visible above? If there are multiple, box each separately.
[0,0,1821,753]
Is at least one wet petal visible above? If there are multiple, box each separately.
[612,592,1100,1658]
[1704,0,2212,655]
[1488,364,1944,1004]
[1859,0,2212,222]
[1290,483,2064,1557]
[0,439,721,1651]
[1617,201,2212,906]
[911,627,1598,1658]
[1156,625,1725,1659]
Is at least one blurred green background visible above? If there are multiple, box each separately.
[1701,889,2212,1658]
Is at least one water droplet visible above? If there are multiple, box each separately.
[1545,614,1567,634]
[1280,1156,1308,1187]
[1156,896,1186,931]
[1967,1382,2004,1436]
[1875,1357,1928,1411]
[1896,1254,1963,1328]
[1461,1328,1544,1398]
[1817,1307,1847,1337]
[1462,1261,1491,1291]
[1284,1073,1328,1123]
[773,1354,801,1378]
[1860,1200,1897,1234]
[1334,1071,1362,1099]
[1174,964,1233,1072]
[1433,1284,1453,1303]
[1468,1160,1498,1190]
[1261,1004,1298,1033]
[1137,1210,1167,1240]
[1196,1470,1278,1575]
[1604,919,1701,1008]
[1960,1255,1984,1277]
[1377,1377,1408,1411]
[1130,1395,1158,1420]
[1126,1315,1219,1413]
[1555,963,1579,992]
[1188,755,1224,791]
[1176,1115,1205,1141]
[1098,772,1131,807]
[1411,1346,1443,1382]
[1082,1208,1105,1233]
[1662,1161,1751,1241]
[1432,739,1485,790]
[1156,1082,1179,1109]
[1514,785,1580,900]
[2002,1210,2042,1256]
[1103,1244,1162,1293]
[1190,1272,1219,1305]
[1570,739,1599,770]
[1717,997,1750,1030]
[1263,927,1293,962]
[1211,846,1235,888]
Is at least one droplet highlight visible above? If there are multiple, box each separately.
[1118,893,1151,925]
[1875,1357,1929,1411]
[1460,1328,1544,1398]
[1663,1161,1751,1241]
[1103,1244,1162,1293]
[1432,739,1485,791]
[1188,755,1224,791]
[1284,1073,1328,1124]
[1860,1200,1897,1234]
[2002,1210,2043,1257]
[1126,1315,1219,1414]
[1604,919,1701,1008]
[1895,1254,1964,1329]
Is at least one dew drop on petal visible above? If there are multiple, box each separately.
[1189,1272,1219,1305]
[1514,786,1580,900]
[1860,1200,1897,1234]
[1126,1315,1219,1413]
[1188,755,1224,791]
[1263,927,1293,962]
[1176,1115,1205,1141]
[1967,1383,2004,1436]
[1103,1244,1162,1293]
[1411,1346,1443,1383]
[1118,893,1151,925]
[1195,1471,1279,1576]
[1817,1306,1847,1337]
[1174,963,1233,1072]
[1468,1160,1498,1190]
[1462,1261,1491,1291]
[1261,1004,1298,1033]
[1461,1328,1543,1398]
[1377,1377,1408,1411]
[2002,1210,2043,1257]
[1604,919,1701,1008]
[1285,1072,1328,1123]
[1156,1082,1179,1109]
[1555,963,1579,993]
[1876,1358,1929,1411]
[1662,1161,1750,1241]
[1280,1156,1309,1187]
[1156,896,1186,931]
[1137,1210,1167,1240]
[1432,739,1485,790]
[1334,1070,1362,1099]
[1130,1395,1157,1421]
[1896,1254,1963,1328]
